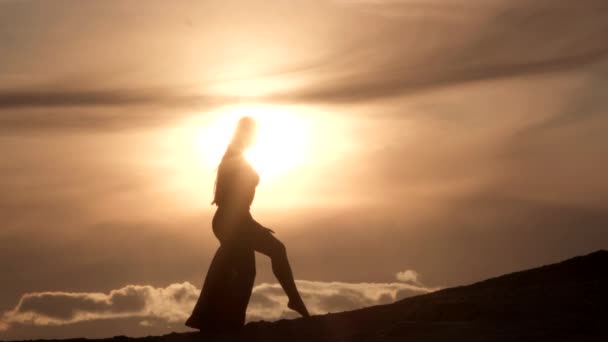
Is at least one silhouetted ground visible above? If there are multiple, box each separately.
[14,250,607,342]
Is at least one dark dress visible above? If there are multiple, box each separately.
[185,151,260,331]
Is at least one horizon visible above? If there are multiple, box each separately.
[1,0,608,340]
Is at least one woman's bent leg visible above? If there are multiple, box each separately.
[249,227,310,317]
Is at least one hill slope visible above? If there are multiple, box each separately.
[20,250,608,342]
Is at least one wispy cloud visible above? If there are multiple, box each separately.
[0,88,240,109]
[1,0,605,132]
[335,0,506,18]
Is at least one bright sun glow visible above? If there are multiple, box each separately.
[196,104,310,180]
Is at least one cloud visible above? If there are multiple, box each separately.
[247,276,435,322]
[0,271,437,331]
[336,0,506,19]
[0,88,240,132]
[0,283,199,330]
[2,0,605,132]
[231,0,601,108]
[395,270,421,284]
[0,88,237,109]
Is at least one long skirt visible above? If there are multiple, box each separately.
[185,243,256,331]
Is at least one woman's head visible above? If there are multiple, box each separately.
[229,116,258,151]
[214,116,257,205]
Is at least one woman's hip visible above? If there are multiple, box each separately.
[212,208,255,242]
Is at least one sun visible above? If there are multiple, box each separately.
[196,104,310,181]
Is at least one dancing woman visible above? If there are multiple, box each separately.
[186,116,309,331]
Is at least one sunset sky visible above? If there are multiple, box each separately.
[1,0,608,339]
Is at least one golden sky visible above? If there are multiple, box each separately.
[1,0,608,339]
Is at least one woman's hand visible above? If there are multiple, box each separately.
[253,219,275,234]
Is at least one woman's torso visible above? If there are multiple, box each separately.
[212,153,259,241]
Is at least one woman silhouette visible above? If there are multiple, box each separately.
[186,116,309,331]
